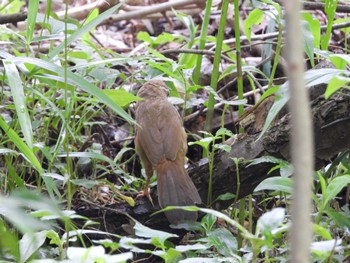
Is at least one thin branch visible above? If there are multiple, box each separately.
[0,12,27,24]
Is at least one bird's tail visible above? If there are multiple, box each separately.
[156,160,201,225]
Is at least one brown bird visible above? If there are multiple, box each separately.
[135,80,201,225]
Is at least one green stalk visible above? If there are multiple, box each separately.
[193,0,213,84]
[63,0,74,211]
[233,0,248,250]
[267,24,282,88]
[204,0,229,131]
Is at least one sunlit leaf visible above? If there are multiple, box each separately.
[102,89,142,108]
[244,9,264,43]
[254,177,293,194]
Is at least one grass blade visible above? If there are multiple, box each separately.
[0,116,42,174]
[3,60,33,149]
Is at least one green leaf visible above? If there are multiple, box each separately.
[134,222,177,244]
[325,76,349,99]
[215,127,234,138]
[26,0,39,43]
[82,8,99,41]
[249,156,293,177]
[68,51,89,59]
[303,12,321,49]
[10,57,136,125]
[313,224,332,240]
[207,228,237,257]
[137,31,152,44]
[4,60,33,148]
[215,193,236,202]
[244,9,264,43]
[46,230,62,248]
[327,210,350,229]
[70,179,101,189]
[257,208,285,232]
[323,174,350,206]
[19,231,47,263]
[330,54,350,69]
[213,143,231,152]
[0,115,42,173]
[188,137,213,150]
[102,89,142,108]
[302,20,315,67]
[154,32,175,45]
[254,177,293,194]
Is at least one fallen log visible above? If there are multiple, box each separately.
[76,87,350,233]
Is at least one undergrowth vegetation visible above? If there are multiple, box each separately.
[0,0,349,262]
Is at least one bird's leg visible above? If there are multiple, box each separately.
[136,161,155,207]
[142,174,154,207]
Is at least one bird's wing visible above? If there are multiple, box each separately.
[157,100,187,161]
[135,99,186,165]
[135,101,164,165]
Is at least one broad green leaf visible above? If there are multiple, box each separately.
[134,222,177,244]
[70,179,101,189]
[207,228,237,257]
[327,210,350,229]
[102,89,142,108]
[198,208,253,238]
[68,51,89,59]
[323,174,350,206]
[46,230,62,248]
[249,156,293,177]
[303,12,321,49]
[188,137,213,150]
[330,54,350,69]
[154,32,175,44]
[302,20,315,67]
[20,231,47,263]
[26,0,39,43]
[215,192,236,201]
[0,115,42,173]
[213,143,231,152]
[175,244,208,252]
[254,177,293,194]
[137,31,152,44]
[325,76,349,99]
[244,9,264,43]
[257,208,285,232]
[48,2,124,59]
[313,224,332,240]
[4,60,33,148]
